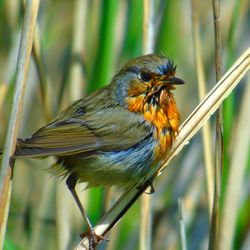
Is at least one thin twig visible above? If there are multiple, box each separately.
[209,0,223,249]
[0,0,40,248]
[75,48,250,250]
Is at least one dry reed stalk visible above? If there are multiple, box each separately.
[0,1,40,248]
[209,0,223,249]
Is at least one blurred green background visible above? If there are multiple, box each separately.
[0,0,249,249]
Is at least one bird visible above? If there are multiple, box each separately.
[12,53,184,246]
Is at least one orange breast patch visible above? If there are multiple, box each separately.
[126,89,180,161]
[143,91,180,160]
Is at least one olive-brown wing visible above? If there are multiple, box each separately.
[15,108,151,158]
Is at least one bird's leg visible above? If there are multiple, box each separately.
[66,174,97,248]
[137,176,155,194]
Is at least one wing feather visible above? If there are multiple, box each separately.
[15,107,152,158]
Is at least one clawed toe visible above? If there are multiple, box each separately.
[80,230,109,249]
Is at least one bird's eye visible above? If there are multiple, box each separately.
[139,72,151,82]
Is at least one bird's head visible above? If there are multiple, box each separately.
[113,54,185,113]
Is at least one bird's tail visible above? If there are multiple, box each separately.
[0,139,40,160]
[14,139,49,158]
[0,139,54,160]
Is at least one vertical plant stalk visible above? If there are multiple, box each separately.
[32,26,53,121]
[178,198,187,250]
[0,0,40,248]
[223,0,242,154]
[22,0,53,120]
[218,76,250,250]
[209,0,223,249]
[142,0,154,53]
[191,0,214,216]
[69,0,87,101]
[141,1,154,250]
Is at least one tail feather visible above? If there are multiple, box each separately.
[14,139,53,158]
[1,141,52,159]
[0,141,44,159]
[14,139,86,158]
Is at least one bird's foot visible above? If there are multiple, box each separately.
[80,229,109,249]
[136,177,155,194]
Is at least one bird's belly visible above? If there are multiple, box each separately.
[65,135,157,188]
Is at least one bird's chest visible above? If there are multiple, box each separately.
[145,105,179,161]
[127,90,180,161]
[128,90,179,161]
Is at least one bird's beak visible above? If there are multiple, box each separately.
[158,75,185,86]
[168,76,185,85]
